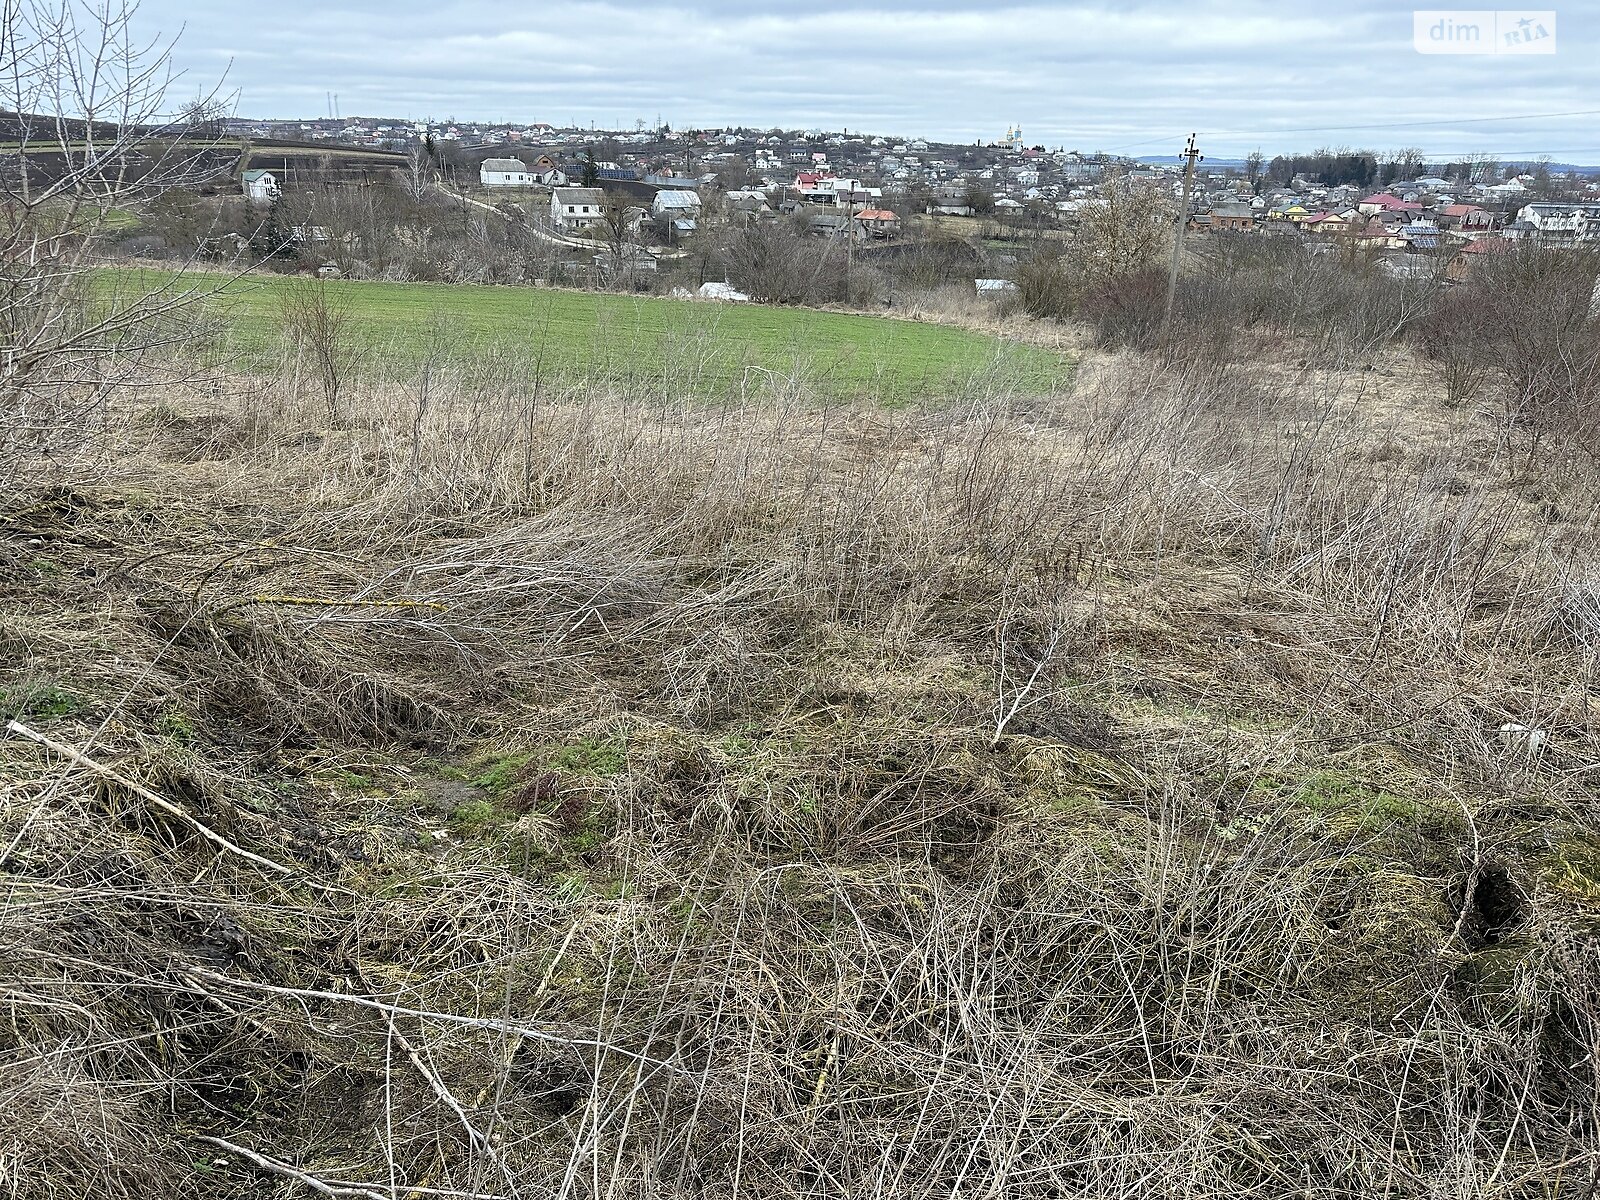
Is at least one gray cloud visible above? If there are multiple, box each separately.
[142,0,1599,159]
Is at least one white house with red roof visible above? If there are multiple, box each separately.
[1358,192,1411,215]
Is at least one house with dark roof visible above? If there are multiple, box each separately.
[550,186,606,230]
[1208,202,1256,232]
[1516,202,1600,245]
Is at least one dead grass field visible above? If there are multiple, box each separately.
[3,334,1599,1198]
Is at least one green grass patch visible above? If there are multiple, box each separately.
[156,706,197,745]
[545,736,628,778]
[108,269,1071,403]
[449,737,625,854]
[1,681,85,721]
[463,736,627,797]
[469,752,537,796]
[449,798,503,836]
[1254,769,1422,835]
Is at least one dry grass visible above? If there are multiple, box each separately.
[2,341,1599,1199]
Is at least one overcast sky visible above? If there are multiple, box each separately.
[138,0,1599,160]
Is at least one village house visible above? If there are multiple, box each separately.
[795,174,879,208]
[1208,202,1256,232]
[853,208,900,238]
[528,154,567,186]
[1399,217,1441,251]
[1437,203,1495,235]
[240,169,278,203]
[550,186,606,230]
[1445,236,1511,281]
[480,157,534,187]
[930,186,973,216]
[724,189,774,223]
[1303,209,1362,236]
[651,188,702,220]
[1516,202,1600,245]
[1357,192,1423,217]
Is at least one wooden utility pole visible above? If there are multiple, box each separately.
[1161,132,1202,352]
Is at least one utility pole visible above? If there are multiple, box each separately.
[846,196,854,295]
[1161,132,1202,353]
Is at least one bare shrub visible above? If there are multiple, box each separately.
[1464,245,1600,458]
[724,221,846,305]
[1014,251,1083,321]
[1082,267,1169,350]
[0,0,227,485]
[1016,179,1171,327]
[1413,287,1495,407]
[278,275,356,423]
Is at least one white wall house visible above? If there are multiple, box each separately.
[550,187,606,230]
[480,157,533,187]
[1517,202,1600,245]
[241,169,278,203]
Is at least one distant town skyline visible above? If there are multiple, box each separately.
[139,0,1597,161]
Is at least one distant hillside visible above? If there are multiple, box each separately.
[1138,153,1600,176]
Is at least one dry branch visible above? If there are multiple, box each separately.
[6,718,295,875]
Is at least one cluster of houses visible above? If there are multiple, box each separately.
[478,154,906,244]
[459,124,1124,220]
[232,112,1600,291]
[1179,171,1600,278]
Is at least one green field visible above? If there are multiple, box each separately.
[126,271,1069,402]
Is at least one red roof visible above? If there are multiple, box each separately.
[1441,203,1483,216]
[856,209,898,220]
[1362,192,1405,208]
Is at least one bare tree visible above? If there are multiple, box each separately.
[724,221,844,305]
[595,189,641,287]
[177,94,229,140]
[278,275,354,423]
[1076,175,1173,286]
[401,135,437,203]
[0,0,232,482]
[1244,149,1265,194]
